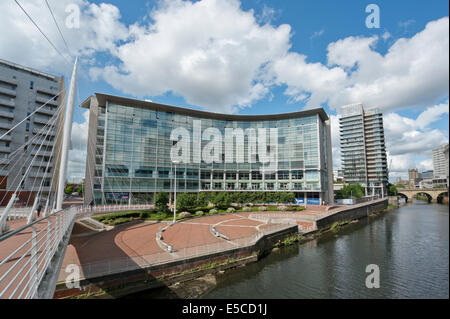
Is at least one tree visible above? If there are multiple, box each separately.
[154,192,169,212]
[388,184,398,196]
[76,184,84,195]
[196,192,210,207]
[64,185,73,195]
[176,193,196,212]
[339,184,364,199]
[212,192,232,209]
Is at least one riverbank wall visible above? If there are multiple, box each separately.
[315,199,388,230]
[53,224,297,299]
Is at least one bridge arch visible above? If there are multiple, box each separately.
[397,193,409,203]
[413,192,433,203]
[437,192,449,204]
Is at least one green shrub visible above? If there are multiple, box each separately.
[242,206,251,212]
[195,211,204,216]
[109,217,133,226]
[209,208,218,214]
[212,192,232,209]
[226,207,235,214]
[154,192,169,212]
[296,206,306,211]
[196,192,210,207]
[176,193,197,212]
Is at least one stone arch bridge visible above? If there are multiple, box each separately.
[396,188,448,203]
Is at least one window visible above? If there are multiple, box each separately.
[213,171,223,179]
[26,123,30,132]
[201,171,211,179]
[30,81,34,90]
[252,171,262,180]
[239,172,249,180]
[292,170,303,179]
[278,170,290,180]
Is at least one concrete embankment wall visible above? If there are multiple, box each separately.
[316,199,388,230]
[54,225,297,299]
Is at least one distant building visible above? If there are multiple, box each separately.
[408,168,418,188]
[339,103,388,197]
[0,58,65,206]
[333,169,344,182]
[418,170,433,179]
[432,143,449,187]
[419,179,433,189]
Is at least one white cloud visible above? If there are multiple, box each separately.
[91,0,291,113]
[67,110,89,182]
[384,101,449,177]
[0,0,129,73]
[3,1,447,116]
[276,17,449,113]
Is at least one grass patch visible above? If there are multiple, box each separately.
[329,220,351,231]
[274,233,304,248]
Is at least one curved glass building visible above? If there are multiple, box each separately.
[82,93,334,206]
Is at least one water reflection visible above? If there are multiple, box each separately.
[204,200,449,299]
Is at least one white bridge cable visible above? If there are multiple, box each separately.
[0,106,64,207]
[0,107,63,206]
[6,112,61,209]
[42,112,66,216]
[24,105,66,211]
[0,106,64,203]
[0,90,64,141]
[44,0,71,54]
[14,0,71,66]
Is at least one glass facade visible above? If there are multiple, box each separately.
[339,104,388,197]
[84,94,332,205]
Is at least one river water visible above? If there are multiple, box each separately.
[203,200,449,299]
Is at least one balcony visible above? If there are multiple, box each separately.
[0,145,11,153]
[35,95,59,106]
[31,149,53,157]
[0,122,12,130]
[0,87,16,97]
[31,160,53,167]
[33,116,52,125]
[31,139,54,147]
[0,75,18,85]
[33,128,56,136]
[35,106,56,116]
[29,171,53,178]
[36,86,59,96]
[0,98,15,108]
[0,135,12,142]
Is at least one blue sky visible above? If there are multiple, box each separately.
[80,0,448,117]
[0,0,448,181]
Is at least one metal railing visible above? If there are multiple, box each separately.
[57,223,293,282]
[76,204,154,214]
[0,207,77,299]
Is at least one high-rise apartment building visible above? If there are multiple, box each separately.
[82,93,334,206]
[339,103,388,197]
[432,143,449,187]
[0,59,65,206]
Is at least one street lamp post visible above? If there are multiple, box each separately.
[172,160,180,223]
